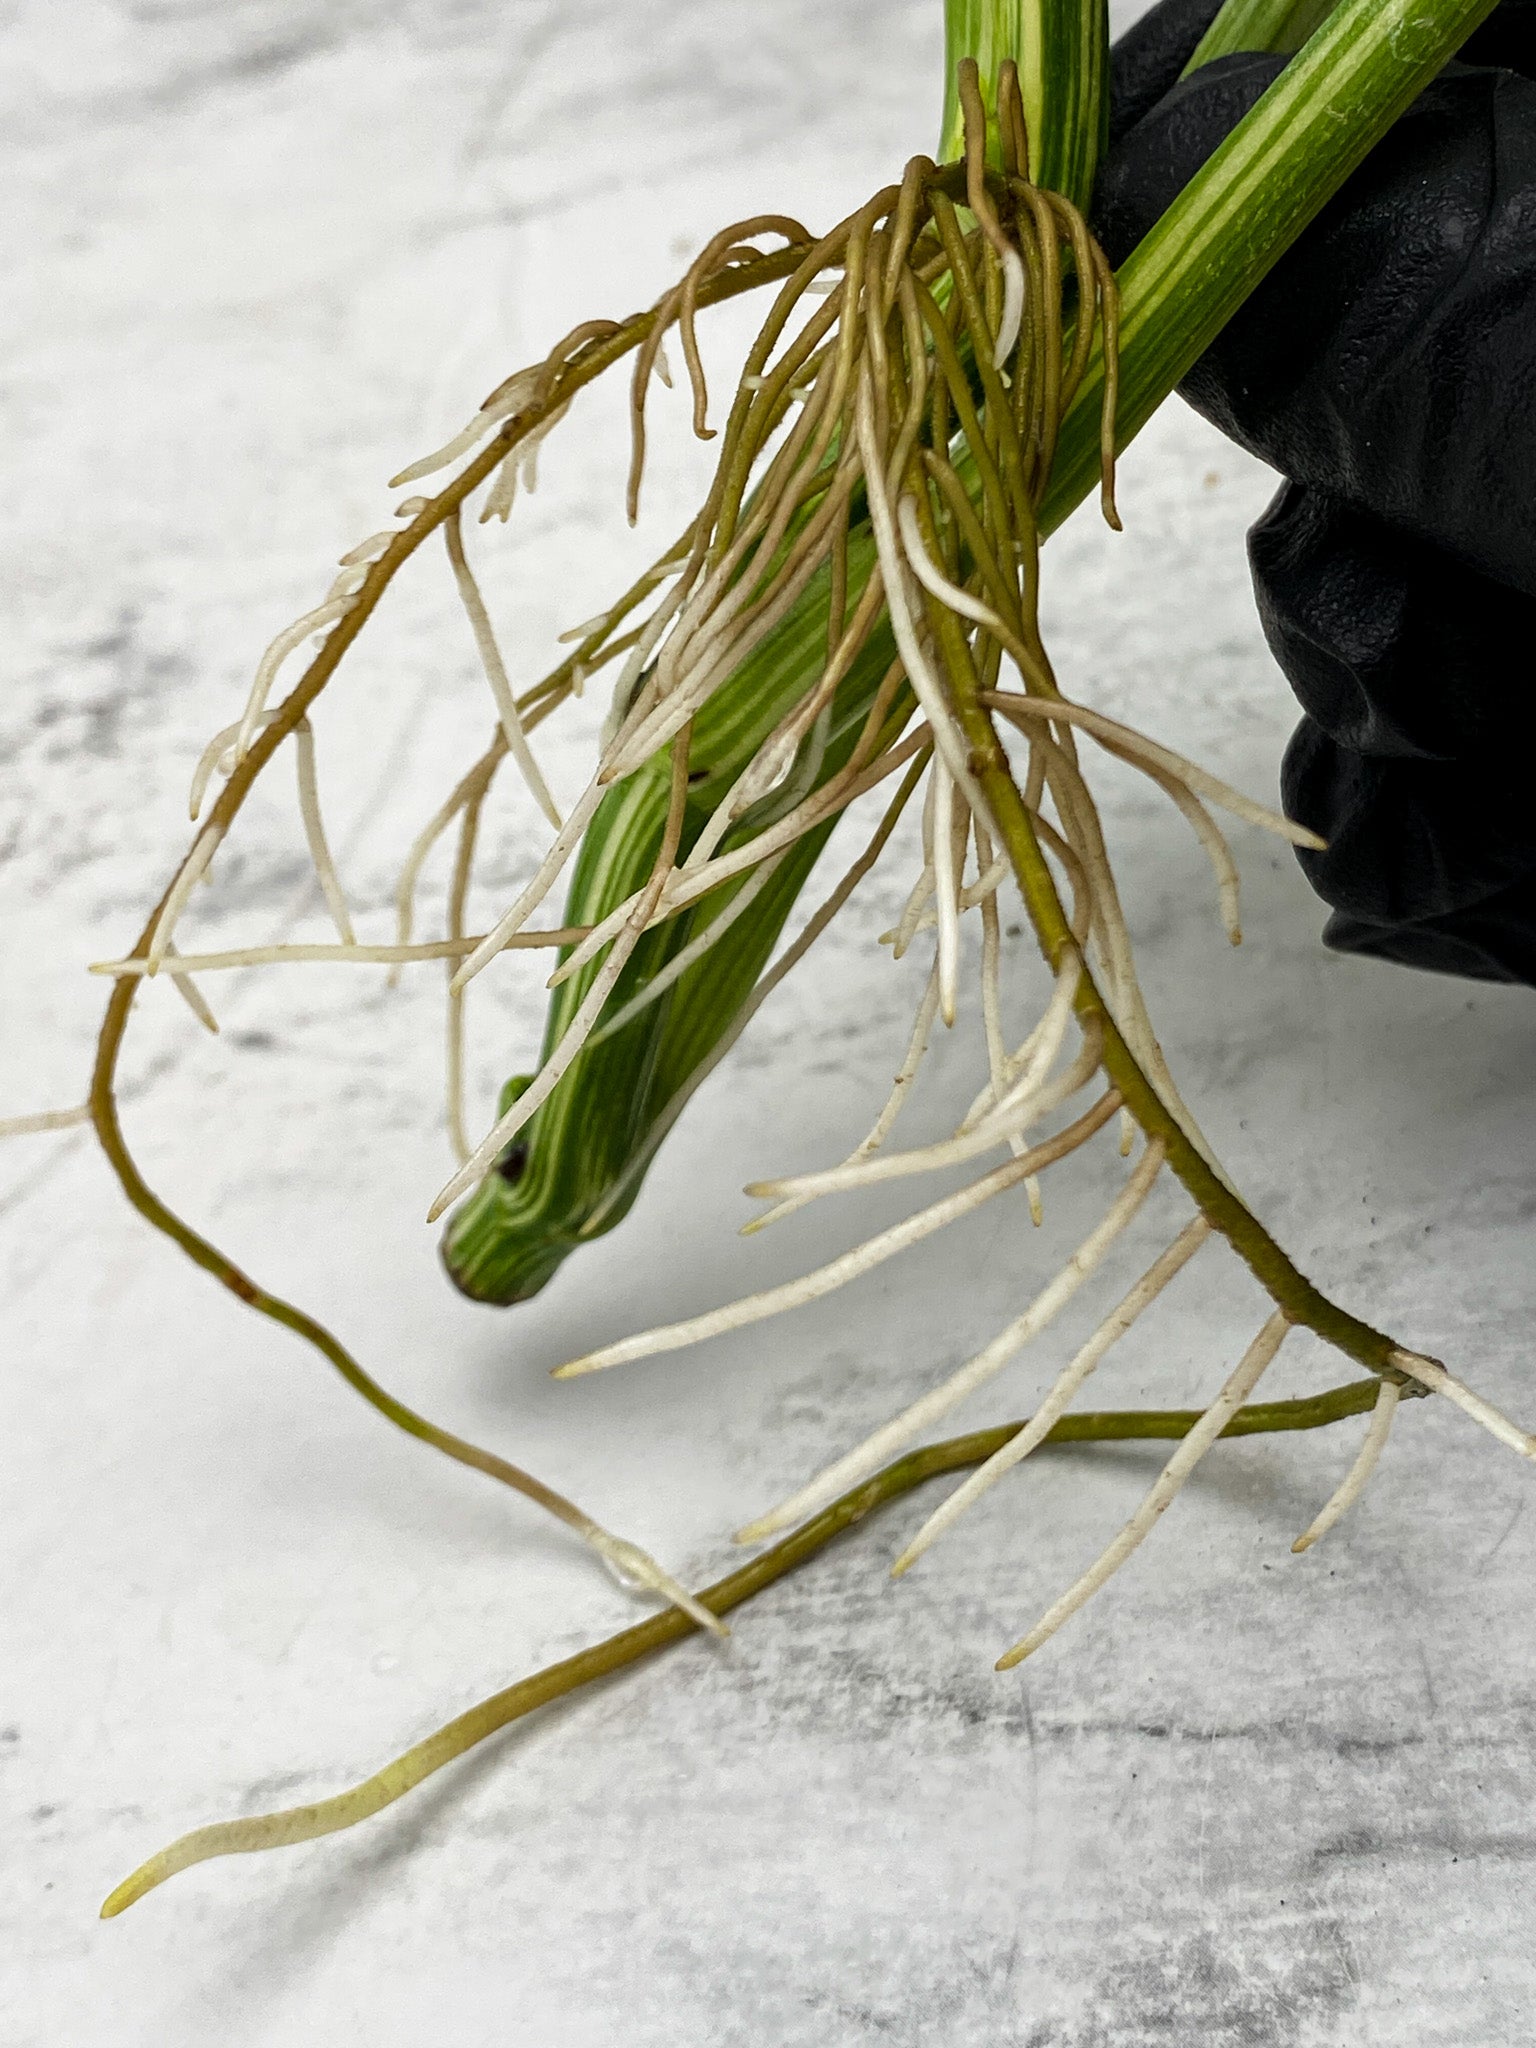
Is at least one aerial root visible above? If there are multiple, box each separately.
[98,1376,1407,1921]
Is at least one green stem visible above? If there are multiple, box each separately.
[1188,0,1344,70]
[480,0,1501,1310]
[941,0,1109,209]
[1041,0,1500,530]
[102,1376,1385,1917]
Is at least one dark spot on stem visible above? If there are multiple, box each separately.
[497,1141,530,1186]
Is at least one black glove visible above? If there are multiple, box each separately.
[1094,0,1536,986]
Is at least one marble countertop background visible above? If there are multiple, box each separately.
[3,3,1533,2042]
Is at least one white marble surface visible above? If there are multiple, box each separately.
[3,4,1534,2043]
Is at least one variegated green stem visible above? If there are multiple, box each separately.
[446,0,1497,1303]
[1041,0,1500,530]
[1187,0,1344,71]
[940,0,1109,209]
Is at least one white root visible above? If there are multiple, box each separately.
[188,723,237,822]
[992,246,1026,367]
[189,711,355,949]
[429,889,654,1222]
[886,860,936,958]
[965,855,1011,911]
[600,573,693,754]
[892,1214,1213,1575]
[746,970,1091,1204]
[556,552,695,651]
[1123,749,1242,945]
[144,823,225,974]
[734,1126,1155,1543]
[586,855,787,1048]
[855,373,988,808]
[338,530,395,568]
[479,399,571,523]
[563,730,930,980]
[0,1105,91,1139]
[92,933,581,978]
[995,1309,1292,1669]
[165,949,220,1034]
[620,761,931,1221]
[557,1147,1055,1381]
[449,781,607,993]
[1388,1348,1536,1460]
[599,496,851,785]
[757,1025,1101,1203]
[895,494,1000,629]
[387,369,541,489]
[444,516,563,830]
[743,955,942,1236]
[293,719,356,947]
[1292,1378,1402,1553]
[1031,729,1226,1183]
[987,689,1325,851]
[189,715,274,821]
[235,598,355,762]
[544,883,647,989]
[978,817,1038,1207]
[961,952,1084,1126]
[589,1529,727,1639]
[391,738,502,971]
[445,987,471,1166]
[976,823,1009,1115]
[932,758,962,1027]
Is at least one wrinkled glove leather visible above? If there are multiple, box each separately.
[1094,5,1536,986]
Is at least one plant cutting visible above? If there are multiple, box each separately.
[4,0,1529,1916]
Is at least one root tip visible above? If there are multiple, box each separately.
[100,1867,157,1919]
